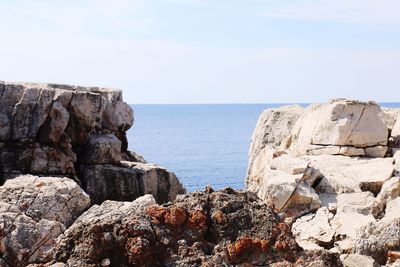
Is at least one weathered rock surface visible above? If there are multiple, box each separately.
[247,99,400,265]
[0,82,185,204]
[50,188,341,267]
[0,175,90,267]
[246,105,303,188]
[290,99,388,157]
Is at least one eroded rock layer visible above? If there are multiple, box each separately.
[246,99,400,265]
[51,188,341,267]
[0,82,185,204]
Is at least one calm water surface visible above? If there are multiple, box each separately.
[127,103,400,192]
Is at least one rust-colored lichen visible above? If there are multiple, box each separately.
[212,210,226,224]
[187,210,207,230]
[147,206,187,228]
[227,236,270,261]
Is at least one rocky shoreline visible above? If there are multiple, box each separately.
[1,82,400,266]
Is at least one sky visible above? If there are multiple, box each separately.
[0,0,399,104]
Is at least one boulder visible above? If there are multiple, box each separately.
[292,207,335,250]
[340,254,379,267]
[0,82,185,205]
[330,192,376,252]
[0,175,90,266]
[53,188,341,267]
[305,155,394,194]
[83,134,122,164]
[80,162,185,204]
[290,99,388,157]
[246,105,303,188]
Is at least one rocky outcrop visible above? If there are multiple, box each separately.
[50,188,341,267]
[0,82,185,204]
[290,99,389,157]
[0,175,90,266]
[246,99,400,265]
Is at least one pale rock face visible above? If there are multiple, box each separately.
[305,155,394,194]
[382,108,400,131]
[373,177,400,216]
[0,175,90,266]
[365,145,388,158]
[269,154,308,175]
[330,192,376,252]
[290,99,389,157]
[246,105,303,187]
[292,207,335,250]
[340,254,379,267]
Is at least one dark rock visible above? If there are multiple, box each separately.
[52,188,341,267]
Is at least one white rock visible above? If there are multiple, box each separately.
[365,146,388,158]
[305,155,394,194]
[340,254,379,267]
[252,169,302,211]
[246,105,303,187]
[290,99,388,156]
[331,192,376,251]
[292,207,335,250]
[269,154,308,175]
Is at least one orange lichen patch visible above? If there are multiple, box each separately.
[212,210,226,224]
[164,207,187,228]
[126,237,152,265]
[227,236,270,261]
[274,239,289,251]
[147,206,187,228]
[147,206,168,224]
[388,251,400,263]
[187,210,207,230]
[252,238,269,252]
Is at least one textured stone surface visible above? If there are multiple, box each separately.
[52,188,341,267]
[80,162,185,204]
[306,155,394,194]
[290,99,388,157]
[0,175,90,266]
[340,254,379,267]
[246,105,303,188]
[292,207,335,250]
[0,82,185,205]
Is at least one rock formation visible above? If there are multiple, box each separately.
[0,82,185,204]
[0,175,90,266]
[0,81,185,267]
[49,188,341,267]
[246,99,400,265]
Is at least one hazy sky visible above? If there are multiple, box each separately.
[1,0,399,104]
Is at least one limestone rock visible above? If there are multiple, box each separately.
[0,175,90,266]
[246,105,303,188]
[305,155,394,194]
[292,207,335,250]
[290,99,388,157]
[269,154,308,175]
[340,254,379,267]
[331,192,376,252]
[53,188,340,267]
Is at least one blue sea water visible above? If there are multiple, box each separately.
[127,103,400,192]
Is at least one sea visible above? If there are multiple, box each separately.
[127,103,400,192]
